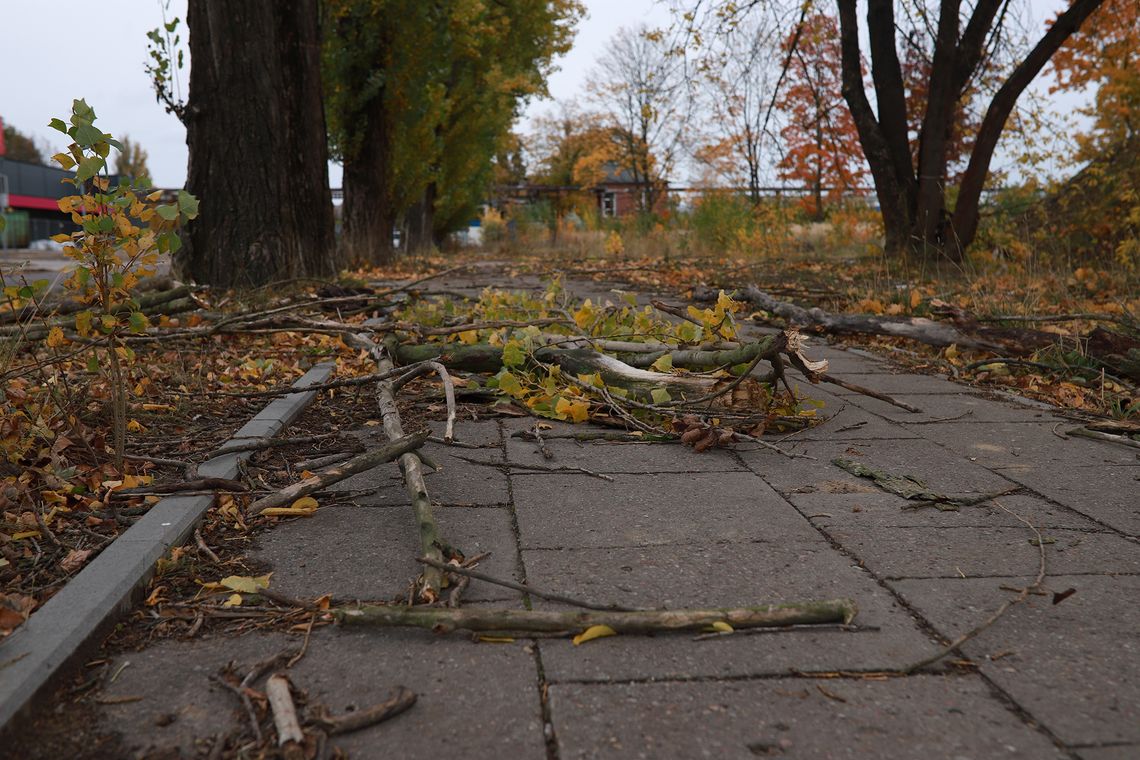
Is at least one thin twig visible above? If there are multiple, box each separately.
[417,556,645,611]
[902,500,1047,673]
[452,454,614,481]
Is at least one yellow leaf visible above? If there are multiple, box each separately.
[457,330,479,345]
[572,624,617,645]
[220,574,272,594]
[11,530,41,540]
[262,506,317,518]
[909,289,922,309]
[649,353,673,372]
[709,621,734,633]
[43,325,69,348]
[555,397,590,423]
[476,635,516,643]
[141,403,175,412]
[126,419,145,433]
[291,494,319,510]
[886,303,904,316]
[222,593,243,608]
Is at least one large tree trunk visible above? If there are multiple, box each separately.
[839,0,1107,263]
[405,183,436,254]
[342,88,397,266]
[179,0,335,288]
[949,0,1107,252]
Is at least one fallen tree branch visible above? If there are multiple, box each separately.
[335,599,858,634]
[696,285,1006,351]
[113,477,247,498]
[312,686,417,736]
[247,430,430,515]
[346,331,445,601]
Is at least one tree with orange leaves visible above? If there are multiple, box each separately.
[775,13,867,221]
[1050,0,1139,160]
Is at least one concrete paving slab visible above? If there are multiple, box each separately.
[891,575,1140,746]
[825,373,967,395]
[549,674,1066,759]
[791,405,920,441]
[912,422,1138,467]
[333,452,511,506]
[739,438,1018,495]
[844,391,1064,424]
[251,505,521,602]
[822,524,1139,579]
[801,346,894,374]
[505,436,745,472]
[1075,745,1140,760]
[93,628,545,759]
[787,490,1107,531]
[995,465,1140,537]
[512,472,821,549]
[529,541,937,681]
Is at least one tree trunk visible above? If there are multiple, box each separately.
[949,0,1108,252]
[840,0,1107,263]
[342,87,397,266]
[179,0,335,288]
[911,1,961,261]
[405,183,436,254]
[837,0,913,258]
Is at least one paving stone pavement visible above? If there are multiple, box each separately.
[48,277,1140,758]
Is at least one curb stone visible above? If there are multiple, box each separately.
[0,362,335,734]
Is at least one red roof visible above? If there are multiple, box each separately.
[8,194,62,211]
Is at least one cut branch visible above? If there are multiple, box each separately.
[336,599,858,634]
[247,430,429,515]
[346,331,445,600]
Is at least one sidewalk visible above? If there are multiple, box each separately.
[13,276,1140,759]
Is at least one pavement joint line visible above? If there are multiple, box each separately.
[916,431,1140,540]
[882,571,1140,581]
[742,445,1086,753]
[498,420,561,760]
[0,362,335,736]
[543,667,980,688]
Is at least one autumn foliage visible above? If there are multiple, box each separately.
[775,14,866,220]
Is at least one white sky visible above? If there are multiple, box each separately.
[0,0,1080,190]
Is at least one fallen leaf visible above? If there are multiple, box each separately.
[60,548,92,574]
[219,573,272,593]
[222,593,243,608]
[572,624,617,645]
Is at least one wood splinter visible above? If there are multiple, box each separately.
[266,673,305,760]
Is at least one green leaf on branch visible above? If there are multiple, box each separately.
[650,387,672,404]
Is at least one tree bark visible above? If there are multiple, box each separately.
[837,0,912,257]
[912,1,961,260]
[180,0,335,288]
[342,86,397,266]
[336,599,859,634]
[405,183,437,254]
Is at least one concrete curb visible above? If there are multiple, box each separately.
[0,362,335,733]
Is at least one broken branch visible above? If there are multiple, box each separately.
[336,599,858,634]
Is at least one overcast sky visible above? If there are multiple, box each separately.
[0,0,1078,190]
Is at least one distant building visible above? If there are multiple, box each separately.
[495,162,669,220]
[0,157,76,245]
[593,162,667,218]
